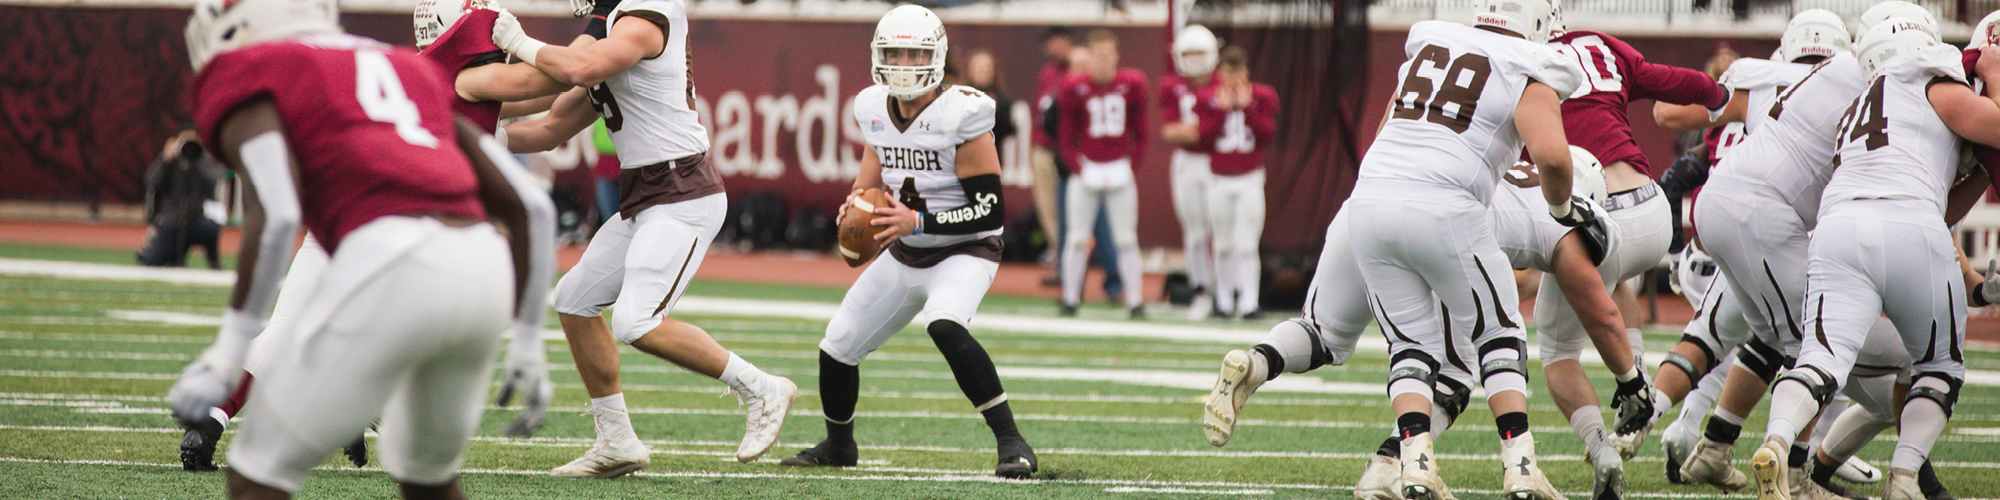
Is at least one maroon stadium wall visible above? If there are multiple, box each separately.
[0,6,1779,252]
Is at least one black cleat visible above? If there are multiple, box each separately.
[179,413,224,472]
[1057,303,1079,317]
[343,436,368,467]
[1240,310,1266,321]
[1128,305,1146,320]
[995,437,1038,479]
[777,439,858,468]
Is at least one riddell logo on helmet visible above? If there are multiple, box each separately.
[1477,15,1511,26]
[1802,47,1834,56]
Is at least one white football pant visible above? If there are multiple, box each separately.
[1170,150,1214,296]
[1208,170,1265,316]
[1061,160,1141,308]
[820,254,998,366]
[553,193,725,343]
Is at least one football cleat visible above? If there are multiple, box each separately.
[551,436,651,478]
[1750,436,1789,500]
[1355,454,1401,500]
[1682,436,1749,491]
[778,438,860,468]
[1591,446,1624,500]
[728,371,798,463]
[342,435,367,467]
[1202,349,1267,447]
[1500,433,1567,500]
[1837,456,1883,484]
[178,411,225,472]
[994,436,1038,479]
[1186,293,1214,321]
[1057,303,1079,317]
[1920,461,1955,500]
[1129,305,1147,320]
[1661,418,1696,484]
[1885,468,1922,500]
[1401,433,1447,500]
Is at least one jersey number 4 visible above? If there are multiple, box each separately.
[1392,45,1491,134]
[355,50,439,148]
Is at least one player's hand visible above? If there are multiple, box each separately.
[1610,370,1659,435]
[835,188,862,227]
[1982,260,2000,307]
[871,195,919,242]
[167,351,242,429]
[1979,46,2000,82]
[1550,195,1599,227]
[495,324,552,438]
[491,10,547,63]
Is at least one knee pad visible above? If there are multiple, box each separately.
[1772,366,1839,407]
[1907,373,1963,418]
[1677,333,1721,370]
[1387,349,1440,397]
[1291,318,1337,371]
[1662,351,1707,382]
[1737,338,1786,383]
[1476,337,1528,384]
[1433,375,1473,422]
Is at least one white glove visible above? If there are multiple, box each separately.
[1982,260,2000,307]
[167,310,258,427]
[491,10,549,66]
[495,322,552,437]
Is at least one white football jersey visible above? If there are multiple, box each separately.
[1359,21,1586,204]
[1821,45,1968,216]
[1706,53,1869,226]
[1719,57,1816,133]
[1491,165,1620,272]
[595,0,708,167]
[855,84,1000,249]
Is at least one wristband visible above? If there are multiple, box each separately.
[514,39,548,66]
[1615,367,1640,383]
[1974,282,1991,307]
[1549,200,1573,219]
[914,212,926,235]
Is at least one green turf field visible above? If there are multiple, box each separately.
[0,246,1996,499]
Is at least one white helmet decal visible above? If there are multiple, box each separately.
[870,5,949,101]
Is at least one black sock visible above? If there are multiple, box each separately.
[1705,416,1743,444]
[1494,412,1530,440]
[1397,412,1431,438]
[982,401,1024,441]
[1376,437,1401,458]
[1811,454,1838,486]
[927,320,1008,407]
[1252,344,1286,381]
[1788,444,1810,469]
[1919,460,1947,497]
[817,350,859,445]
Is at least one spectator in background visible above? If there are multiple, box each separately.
[962,49,1016,159]
[1159,25,1220,319]
[1032,27,1075,267]
[1056,29,1149,319]
[137,128,222,269]
[1182,46,1276,319]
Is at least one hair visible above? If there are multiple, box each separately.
[1086,29,1118,47]
[965,49,1004,91]
[1042,26,1075,41]
[1219,46,1249,70]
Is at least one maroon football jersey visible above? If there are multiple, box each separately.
[194,35,486,252]
[1193,83,1278,176]
[418,8,506,132]
[1549,31,1727,176]
[1032,61,1070,149]
[1159,74,1215,153]
[1056,68,1150,171]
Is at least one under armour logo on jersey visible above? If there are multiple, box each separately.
[919,121,931,131]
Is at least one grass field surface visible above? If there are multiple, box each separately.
[0,245,1996,499]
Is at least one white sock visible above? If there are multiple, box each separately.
[718,352,754,387]
[1894,379,1953,471]
[590,393,636,442]
[1715,406,1746,426]
[1765,379,1816,446]
[1568,406,1609,458]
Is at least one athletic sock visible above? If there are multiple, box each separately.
[1895,384,1951,471]
[981,401,1024,441]
[1568,406,1609,457]
[1494,412,1530,441]
[927,320,1013,436]
[1252,343,1287,380]
[1376,436,1401,459]
[817,350,860,442]
[718,352,754,387]
[1811,455,1839,486]
[1398,412,1432,438]
[589,393,636,443]
[1919,460,1947,497]
[218,372,253,418]
[1707,408,1745,444]
[1789,444,1810,468]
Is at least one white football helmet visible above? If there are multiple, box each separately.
[414,0,492,50]
[1775,9,1851,63]
[185,0,340,71]
[871,5,948,101]
[1856,17,1938,76]
[1470,0,1558,43]
[1970,10,2000,49]
[1173,25,1220,78]
[1857,1,1938,38]
[1569,145,1608,208]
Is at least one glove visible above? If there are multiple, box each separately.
[167,310,258,428]
[494,323,552,437]
[1610,369,1658,435]
[491,10,549,66]
[1550,195,1599,227]
[1981,260,2000,307]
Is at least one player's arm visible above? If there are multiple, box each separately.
[1127,83,1150,154]
[492,10,660,87]
[1057,91,1084,169]
[1548,232,1633,374]
[1246,88,1278,142]
[1517,81,1574,209]
[1934,49,2000,148]
[454,118,558,436]
[1628,44,1731,109]
[501,87,597,153]
[890,134,1006,238]
[166,100,302,425]
[457,61,574,104]
[500,94,561,120]
[1653,90,1748,131]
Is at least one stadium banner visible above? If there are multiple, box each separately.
[0,6,1777,252]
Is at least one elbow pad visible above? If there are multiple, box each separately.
[920,174,1004,236]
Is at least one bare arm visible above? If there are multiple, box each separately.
[1931,81,2000,148]
[1653,90,1748,131]
[457,62,573,104]
[499,94,560,120]
[1517,81,1574,207]
[502,87,596,153]
[1550,233,1634,373]
[500,14,660,88]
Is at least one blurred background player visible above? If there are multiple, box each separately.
[1177,46,1275,319]
[1056,29,1148,318]
[1158,24,1219,318]
[167,0,555,495]
[495,0,799,477]
[137,128,224,270]
[1343,0,1585,497]
[778,7,1036,478]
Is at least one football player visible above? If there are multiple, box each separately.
[167,0,555,495]
[1170,46,1276,319]
[1343,0,1584,496]
[1755,16,2000,500]
[1055,29,1149,318]
[774,6,1037,479]
[1158,25,1220,318]
[493,0,800,477]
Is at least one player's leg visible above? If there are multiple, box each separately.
[1802,371,1898,498]
[1344,198,1454,500]
[1030,147,1063,265]
[916,255,1036,478]
[1227,171,1266,316]
[1437,225,1560,500]
[1874,214,1965,500]
[1203,171,1239,317]
[1106,182,1144,314]
[547,214,647,477]
[1757,208,1883,500]
[1644,269,1752,473]
[184,235,336,472]
[1058,180,1099,312]
[781,258,925,468]
[372,225,512,499]
[1532,243,1631,498]
[613,195,797,463]
[1170,151,1214,316]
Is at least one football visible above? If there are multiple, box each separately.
[839,187,892,267]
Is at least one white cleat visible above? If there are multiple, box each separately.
[1882,468,1922,500]
[1681,436,1749,491]
[1202,349,1267,447]
[1187,293,1214,321]
[1354,454,1401,500]
[1401,433,1448,500]
[1609,430,1645,463]
[1499,432,1567,500]
[552,437,651,478]
[1835,456,1882,484]
[1660,417,1697,484]
[1750,436,1789,500]
[1796,475,1849,500]
[729,371,799,463]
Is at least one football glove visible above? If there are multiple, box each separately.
[1610,369,1658,435]
[1550,195,1600,227]
[495,323,552,437]
[491,10,549,66]
[168,310,257,429]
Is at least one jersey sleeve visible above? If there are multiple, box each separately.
[1125,72,1150,153]
[1527,45,1586,101]
[1718,58,1781,91]
[1913,44,1969,84]
[1619,36,1726,107]
[956,88,997,144]
[1248,85,1280,142]
[192,46,291,152]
